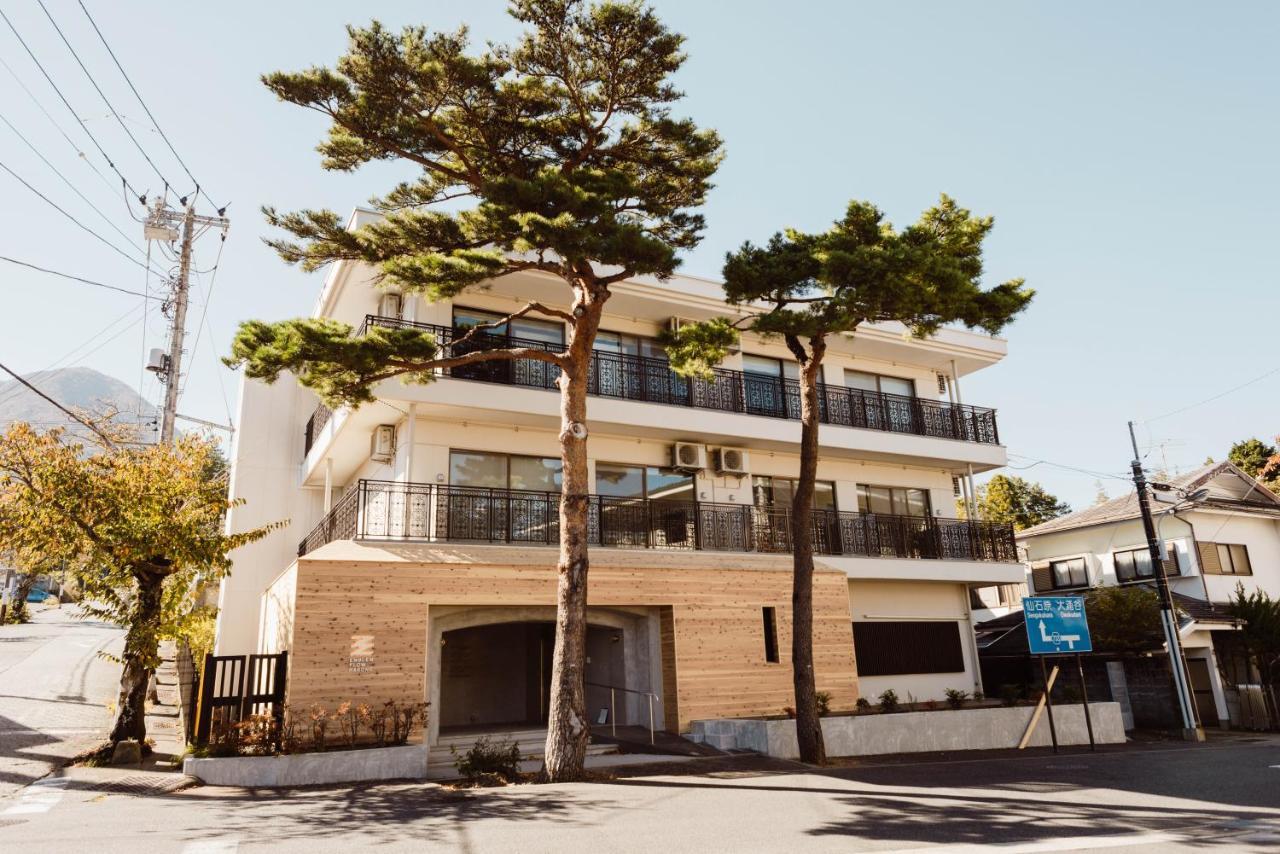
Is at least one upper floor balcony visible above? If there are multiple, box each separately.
[298,479,1018,568]
[355,315,1000,444]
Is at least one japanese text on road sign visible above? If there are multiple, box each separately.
[1023,596,1093,654]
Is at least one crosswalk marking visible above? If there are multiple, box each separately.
[2,777,69,815]
[180,840,241,853]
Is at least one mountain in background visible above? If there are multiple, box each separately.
[0,367,158,439]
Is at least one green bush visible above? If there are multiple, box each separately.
[815,691,831,717]
[855,697,871,713]
[452,736,522,785]
[944,688,969,710]
[878,689,900,713]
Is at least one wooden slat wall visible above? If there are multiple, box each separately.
[284,556,858,732]
[658,606,679,731]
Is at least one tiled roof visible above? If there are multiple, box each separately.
[1017,461,1250,539]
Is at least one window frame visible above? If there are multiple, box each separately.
[452,306,566,346]
[762,606,780,664]
[855,483,932,517]
[1217,543,1253,576]
[1049,556,1089,590]
[594,461,695,503]
[448,449,564,493]
[843,368,917,399]
[752,475,838,512]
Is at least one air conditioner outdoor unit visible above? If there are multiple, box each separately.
[370,424,396,462]
[714,447,750,476]
[937,373,949,395]
[671,442,707,472]
[378,291,403,319]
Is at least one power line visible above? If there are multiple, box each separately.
[76,0,222,212]
[1142,365,1280,424]
[181,235,227,396]
[0,157,161,275]
[0,359,114,444]
[0,255,160,300]
[1006,452,1131,482]
[0,109,143,252]
[36,1,176,196]
[0,8,144,204]
[0,307,141,410]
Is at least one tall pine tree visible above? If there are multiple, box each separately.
[227,0,721,780]
[664,197,1032,763]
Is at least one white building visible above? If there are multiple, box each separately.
[1017,461,1280,728]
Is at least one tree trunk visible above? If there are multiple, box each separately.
[9,573,39,624]
[542,277,607,782]
[108,568,165,745]
[790,335,827,765]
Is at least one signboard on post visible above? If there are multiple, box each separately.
[1024,596,1093,655]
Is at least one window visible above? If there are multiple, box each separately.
[595,463,695,503]
[1217,543,1253,575]
[856,484,931,517]
[453,307,565,345]
[1050,557,1088,589]
[1113,547,1154,583]
[844,369,916,398]
[449,450,563,492]
[593,330,667,360]
[762,607,779,663]
[742,354,799,380]
[752,476,837,511]
[852,621,964,676]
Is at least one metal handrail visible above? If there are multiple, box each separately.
[353,314,1000,444]
[586,680,662,745]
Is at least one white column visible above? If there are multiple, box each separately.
[403,404,418,482]
[323,457,333,513]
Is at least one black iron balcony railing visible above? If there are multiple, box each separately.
[303,403,333,455]
[297,479,1018,563]
[352,315,1000,445]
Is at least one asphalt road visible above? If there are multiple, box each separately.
[0,605,122,799]
[2,733,1279,852]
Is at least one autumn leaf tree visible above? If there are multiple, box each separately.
[225,0,721,780]
[663,197,1032,764]
[1229,436,1280,494]
[970,474,1071,531]
[0,424,275,749]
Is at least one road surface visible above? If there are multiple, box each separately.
[0,605,122,799]
[1,732,1278,852]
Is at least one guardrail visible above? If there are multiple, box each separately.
[297,479,1018,563]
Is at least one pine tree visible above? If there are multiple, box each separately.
[663,197,1032,763]
[226,1,722,780]
[975,474,1070,531]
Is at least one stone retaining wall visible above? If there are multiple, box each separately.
[691,702,1125,759]
[184,744,428,787]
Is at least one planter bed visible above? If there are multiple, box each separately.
[691,702,1125,759]
[184,743,428,787]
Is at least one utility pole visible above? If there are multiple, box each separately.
[144,197,229,444]
[1127,421,1203,741]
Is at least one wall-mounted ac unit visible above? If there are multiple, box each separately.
[378,291,403,319]
[370,424,396,462]
[937,373,950,395]
[714,447,750,476]
[671,442,707,472]
[952,476,963,498]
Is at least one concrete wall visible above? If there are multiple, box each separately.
[692,702,1125,758]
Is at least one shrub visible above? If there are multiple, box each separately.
[999,683,1023,707]
[453,736,522,785]
[944,688,969,710]
[815,691,831,717]
[855,697,871,713]
[878,689,900,713]
[922,699,938,711]
[972,690,985,703]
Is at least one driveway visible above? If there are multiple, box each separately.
[0,605,122,798]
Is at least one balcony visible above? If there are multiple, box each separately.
[354,315,1000,445]
[298,479,1018,563]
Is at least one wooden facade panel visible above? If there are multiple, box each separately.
[285,557,858,732]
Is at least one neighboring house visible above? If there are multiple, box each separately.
[1014,461,1280,729]
[215,208,1022,748]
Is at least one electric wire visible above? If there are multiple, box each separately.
[0,110,143,251]
[0,306,140,409]
[0,8,144,204]
[0,255,160,299]
[36,1,176,196]
[76,0,221,211]
[0,358,115,443]
[0,158,163,275]
[1141,365,1280,424]
[1006,453,1131,482]
[180,235,226,396]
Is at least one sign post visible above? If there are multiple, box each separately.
[1024,596,1095,751]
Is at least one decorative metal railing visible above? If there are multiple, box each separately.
[297,480,1018,562]
[353,315,1000,445]
[302,403,333,455]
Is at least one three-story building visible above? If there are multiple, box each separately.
[215,209,1021,749]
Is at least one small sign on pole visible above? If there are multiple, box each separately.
[1023,596,1095,751]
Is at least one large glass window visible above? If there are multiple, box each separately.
[1112,547,1154,583]
[593,330,668,360]
[595,463,695,502]
[856,484,931,517]
[453,307,565,346]
[844,369,916,398]
[752,476,836,511]
[743,354,800,380]
[449,450,563,492]
[1217,543,1253,575]
[1050,557,1089,589]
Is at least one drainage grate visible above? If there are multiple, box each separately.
[91,775,197,796]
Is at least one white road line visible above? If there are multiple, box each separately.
[180,841,240,853]
[2,778,69,815]
[875,832,1181,853]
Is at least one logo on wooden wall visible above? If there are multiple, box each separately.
[349,634,375,673]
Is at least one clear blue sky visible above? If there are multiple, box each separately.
[1,1,1276,509]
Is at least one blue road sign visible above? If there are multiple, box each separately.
[1024,596,1093,654]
